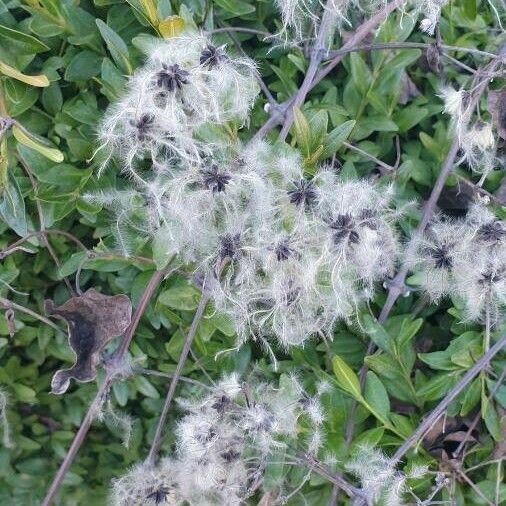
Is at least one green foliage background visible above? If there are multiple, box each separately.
[0,0,504,504]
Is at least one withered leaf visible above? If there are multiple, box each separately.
[399,72,422,105]
[45,289,132,395]
[424,43,441,74]
[488,88,506,140]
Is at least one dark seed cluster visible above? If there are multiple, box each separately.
[155,63,189,92]
[287,179,317,208]
[200,45,226,69]
[130,114,155,141]
[219,233,241,259]
[330,214,360,246]
[424,243,454,270]
[201,165,232,193]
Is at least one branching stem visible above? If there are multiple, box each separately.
[41,266,172,506]
[146,277,214,466]
[391,333,506,465]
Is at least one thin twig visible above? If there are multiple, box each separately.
[343,141,395,172]
[218,22,277,106]
[134,367,212,390]
[41,266,172,506]
[453,369,506,459]
[297,454,362,499]
[16,155,75,296]
[0,296,66,335]
[146,281,212,466]
[278,0,338,140]
[324,42,497,61]
[207,27,273,38]
[391,333,506,465]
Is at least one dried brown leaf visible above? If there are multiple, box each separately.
[45,289,132,394]
[488,88,506,140]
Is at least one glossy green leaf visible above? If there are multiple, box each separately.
[332,354,362,400]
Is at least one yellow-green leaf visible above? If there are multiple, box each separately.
[293,107,311,156]
[0,60,49,87]
[158,16,185,38]
[0,138,8,190]
[139,0,158,25]
[12,125,63,163]
[332,354,362,400]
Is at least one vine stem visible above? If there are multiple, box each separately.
[256,0,406,140]
[146,288,211,466]
[145,263,225,466]
[297,454,362,499]
[16,155,76,296]
[41,266,172,506]
[0,296,65,334]
[311,0,405,85]
[378,58,500,324]
[278,0,338,140]
[390,333,506,465]
[339,59,501,503]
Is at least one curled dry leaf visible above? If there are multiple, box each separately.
[488,88,506,140]
[45,289,132,395]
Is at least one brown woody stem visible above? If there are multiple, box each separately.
[41,266,171,506]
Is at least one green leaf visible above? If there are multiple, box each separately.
[364,371,390,420]
[0,171,27,236]
[0,24,50,53]
[389,413,414,438]
[95,19,132,74]
[463,0,477,19]
[307,109,328,152]
[361,313,395,355]
[64,51,102,82]
[41,83,63,115]
[152,228,173,269]
[159,282,200,311]
[332,354,362,400]
[0,60,49,87]
[359,116,398,132]
[212,0,256,16]
[351,427,384,450]
[12,124,64,163]
[350,53,372,95]
[293,107,311,156]
[321,120,356,158]
[394,106,429,133]
[365,354,400,380]
[417,373,459,401]
[3,79,39,116]
[397,318,423,348]
[482,400,501,441]
[460,378,481,416]
[12,383,36,403]
[134,376,159,399]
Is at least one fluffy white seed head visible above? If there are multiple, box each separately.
[417,0,448,34]
[346,446,406,506]
[109,463,180,506]
[97,34,258,176]
[408,203,506,324]
[407,217,471,302]
[461,121,497,179]
[170,373,325,502]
